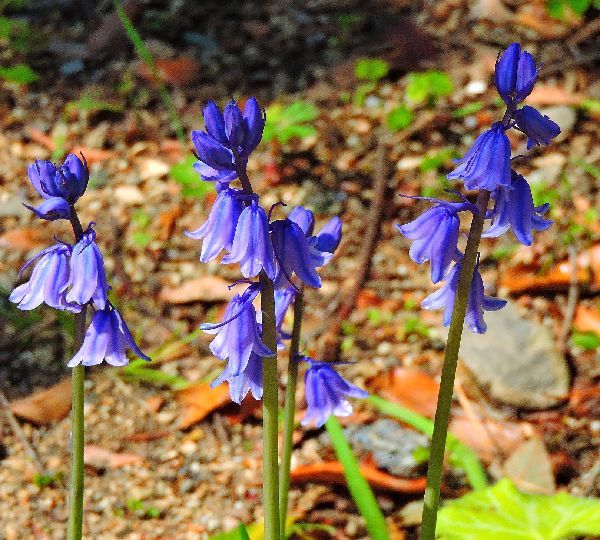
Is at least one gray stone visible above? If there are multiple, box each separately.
[347,419,429,477]
[459,302,570,409]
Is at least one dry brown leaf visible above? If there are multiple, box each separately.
[0,227,49,251]
[159,276,240,304]
[84,445,144,469]
[514,5,573,39]
[290,461,426,493]
[573,306,600,334]
[177,383,230,429]
[10,379,71,425]
[370,367,439,418]
[26,127,55,151]
[137,57,201,86]
[122,430,171,442]
[70,146,115,163]
[569,378,600,417]
[156,207,182,241]
[527,85,588,106]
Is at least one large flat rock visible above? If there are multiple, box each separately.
[459,302,570,409]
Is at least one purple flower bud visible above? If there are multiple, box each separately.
[68,306,150,367]
[202,286,273,375]
[301,358,368,428]
[483,172,552,245]
[192,161,239,184]
[25,154,88,219]
[421,262,506,334]
[10,243,80,312]
[513,106,561,149]
[203,100,228,146]
[221,200,276,280]
[191,131,235,172]
[65,224,109,310]
[397,201,475,283]
[186,188,244,262]
[224,99,245,148]
[241,97,265,158]
[271,218,322,289]
[288,206,316,236]
[447,124,511,191]
[211,351,263,404]
[494,43,538,105]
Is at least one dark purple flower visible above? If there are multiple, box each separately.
[301,358,368,428]
[68,305,150,367]
[9,243,80,312]
[421,262,506,334]
[483,172,552,245]
[202,286,273,375]
[221,200,276,280]
[447,124,512,191]
[211,351,263,404]
[313,216,342,254]
[289,206,315,236]
[397,200,476,283]
[494,43,538,105]
[289,206,342,267]
[191,98,265,183]
[25,154,89,220]
[271,218,322,289]
[186,188,244,262]
[65,224,109,310]
[514,106,561,149]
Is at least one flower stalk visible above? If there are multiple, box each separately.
[420,189,490,540]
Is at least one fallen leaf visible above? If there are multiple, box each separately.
[569,379,600,417]
[356,288,382,309]
[527,85,588,106]
[224,395,262,424]
[370,367,439,418]
[159,276,240,304]
[500,263,589,294]
[70,146,115,163]
[25,127,55,151]
[0,227,49,251]
[10,379,71,425]
[514,5,573,39]
[290,461,426,493]
[84,445,144,469]
[155,207,182,241]
[122,430,171,442]
[145,396,164,412]
[137,57,200,86]
[574,306,600,335]
[503,436,555,495]
[177,382,230,429]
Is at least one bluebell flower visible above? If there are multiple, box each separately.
[494,43,538,105]
[202,285,273,375]
[313,216,342,254]
[483,172,552,245]
[221,200,276,280]
[191,98,265,183]
[68,305,150,367]
[288,206,315,236]
[24,154,89,220]
[211,351,263,404]
[447,124,512,191]
[271,218,322,288]
[300,358,368,428]
[514,106,561,149]
[274,285,297,347]
[421,262,506,334]
[10,243,80,312]
[396,200,476,283]
[186,188,244,262]
[65,224,109,310]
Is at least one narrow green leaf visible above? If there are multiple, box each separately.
[437,478,600,539]
[238,523,251,540]
[0,63,38,84]
[325,417,390,540]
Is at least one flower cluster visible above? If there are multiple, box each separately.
[397,43,559,333]
[10,154,149,366]
[189,98,365,423]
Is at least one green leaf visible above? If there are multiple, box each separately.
[576,159,600,180]
[0,63,39,84]
[353,82,376,106]
[406,71,453,105]
[263,101,318,144]
[65,94,123,114]
[354,58,389,82]
[170,155,215,199]
[325,417,390,540]
[238,523,250,540]
[386,105,413,131]
[452,101,484,118]
[437,478,600,540]
[572,331,600,350]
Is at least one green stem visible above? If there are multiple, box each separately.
[260,273,280,540]
[279,286,304,536]
[67,207,86,540]
[420,189,490,540]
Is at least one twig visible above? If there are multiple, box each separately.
[559,245,579,355]
[0,389,44,474]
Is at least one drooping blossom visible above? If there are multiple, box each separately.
[494,42,538,106]
[211,351,263,404]
[421,262,506,334]
[447,124,512,191]
[221,200,276,280]
[483,172,552,245]
[65,224,109,310]
[301,358,368,428]
[513,106,561,149]
[396,199,476,283]
[24,154,89,220]
[10,243,80,312]
[68,305,150,367]
[186,187,244,262]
